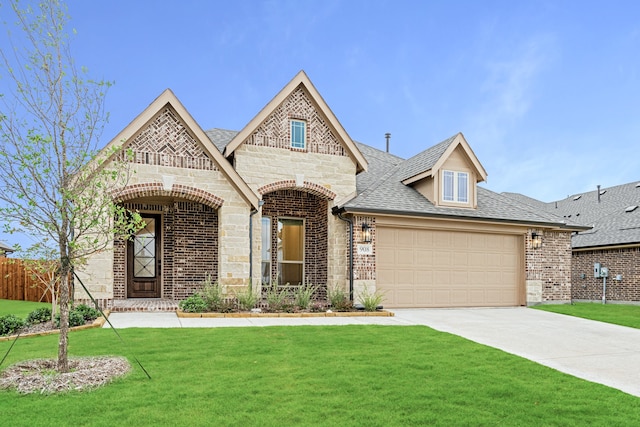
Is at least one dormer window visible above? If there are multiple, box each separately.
[443,170,469,203]
[290,120,306,149]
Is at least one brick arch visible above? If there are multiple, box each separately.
[112,182,224,209]
[257,180,336,200]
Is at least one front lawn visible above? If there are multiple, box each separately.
[533,302,640,329]
[1,326,638,426]
[0,299,50,318]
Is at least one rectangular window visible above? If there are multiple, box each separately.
[261,217,271,285]
[442,170,469,204]
[277,218,304,286]
[290,120,306,149]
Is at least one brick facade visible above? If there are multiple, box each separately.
[525,230,572,303]
[262,189,328,290]
[571,247,640,302]
[112,201,218,301]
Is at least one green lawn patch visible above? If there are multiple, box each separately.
[533,303,640,329]
[0,299,50,318]
[1,326,638,426]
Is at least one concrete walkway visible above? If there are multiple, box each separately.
[104,307,640,398]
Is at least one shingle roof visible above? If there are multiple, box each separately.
[397,134,457,182]
[343,139,578,228]
[510,182,640,248]
[205,128,239,153]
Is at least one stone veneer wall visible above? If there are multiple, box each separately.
[571,247,640,302]
[262,189,328,290]
[525,230,573,304]
[112,201,218,301]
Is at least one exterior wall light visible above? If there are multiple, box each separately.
[361,223,372,243]
[531,231,542,249]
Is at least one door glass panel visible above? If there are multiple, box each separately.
[277,218,304,285]
[134,218,156,278]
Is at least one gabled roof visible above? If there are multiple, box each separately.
[400,133,488,185]
[100,89,260,209]
[222,70,368,173]
[340,138,581,230]
[509,181,640,249]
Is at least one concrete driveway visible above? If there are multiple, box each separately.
[392,307,640,398]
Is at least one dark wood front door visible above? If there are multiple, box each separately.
[127,214,161,298]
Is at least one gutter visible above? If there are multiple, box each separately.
[338,206,591,232]
[248,200,264,290]
[334,208,354,302]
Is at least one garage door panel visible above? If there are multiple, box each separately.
[377,226,522,308]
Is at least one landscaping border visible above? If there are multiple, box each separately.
[0,311,110,342]
[176,309,394,318]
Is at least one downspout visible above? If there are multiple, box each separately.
[336,210,354,301]
[248,200,264,291]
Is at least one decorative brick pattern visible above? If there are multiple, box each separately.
[353,215,377,281]
[262,189,328,290]
[125,107,217,170]
[112,201,218,302]
[257,180,336,200]
[243,86,346,156]
[572,247,640,302]
[525,230,572,302]
[112,182,224,209]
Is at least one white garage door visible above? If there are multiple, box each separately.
[377,227,523,308]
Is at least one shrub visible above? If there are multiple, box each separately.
[234,287,258,311]
[0,314,25,336]
[357,287,385,311]
[327,285,353,311]
[293,283,318,310]
[25,307,52,325]
[265,282,290,312]
[200,274,226,311]
[179,294,208,313]
[74,304,101,321]
[54,310,85,328]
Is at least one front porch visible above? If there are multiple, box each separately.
[109,298,179,312]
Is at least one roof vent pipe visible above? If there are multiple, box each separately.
[385,133,391,153]
[597,185,601,203]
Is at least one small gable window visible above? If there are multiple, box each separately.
[443,170,469,203]
[290,120,306,149]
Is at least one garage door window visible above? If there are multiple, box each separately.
[443,170,469,203]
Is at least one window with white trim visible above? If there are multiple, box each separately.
[442,170,469,203]
[290,120,306,149]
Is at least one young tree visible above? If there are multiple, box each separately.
[0,0,141,372]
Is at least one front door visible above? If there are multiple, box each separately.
[127,214,161,298]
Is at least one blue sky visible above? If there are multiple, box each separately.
[2,0,640,248]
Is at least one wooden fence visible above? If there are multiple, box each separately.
[0,258,53,303]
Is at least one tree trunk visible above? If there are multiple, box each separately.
[57,266,70,373]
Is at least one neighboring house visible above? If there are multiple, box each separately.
[0,242,14,257]
[506,182,640,303]
[77,71,587,309]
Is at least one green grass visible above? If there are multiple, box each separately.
[1,326,638,426]
[534,303,640,329]
[0,299,50,318]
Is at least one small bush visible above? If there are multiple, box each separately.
[327,285,353,311]
[235,287,258,311]
[265,282,290,312]
[357,287,385,311]
[74,304,101,321]
[293,283,317,310]
[0,314,25,336]
[200,275,226,310]
[25,307,52,325]
[54,310,85,328]
[179,294,208,313]
[309,301,327,313]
